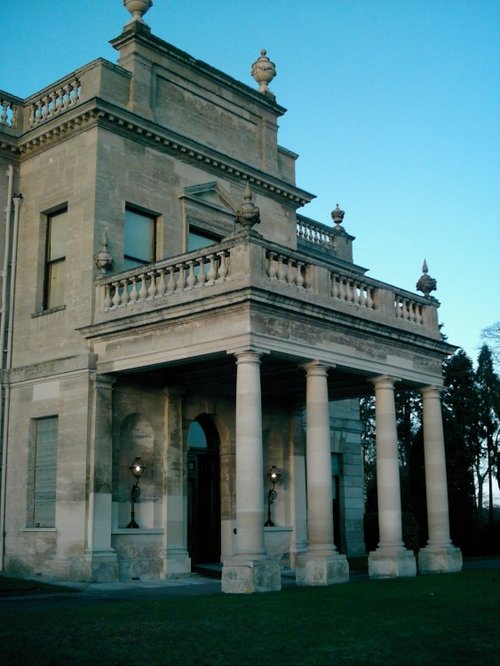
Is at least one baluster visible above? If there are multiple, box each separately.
[345,279,353,303]
[103,284,112,309]
[296,262,304,288]
[206,255,217,284]
[138,273,148,300]
[120,279,130,306]
[177,264,186,290]
[267,252,277,279]
[186,260,196,289]
[0,102,7,125]
[196,258,206,287]
[111,281,121,308]
[72,80,80,104]
[366,288,374,309]
[63,84,71,109]
[41,96,50,120]
[277,256,287,282]
[35,100,43,124]
[56,88,64,113]
[217,252,228,280]
[49,92,57,118]
[128,276,138,303]
[358,284,367,307]
[156,268,166,297]
[287,259,294,286]
[147,271,157,298]
[331,274,339,298]
[29,104,36,126]
[166,267,175,293]
[415,304,423,325]
[338,277,346,301]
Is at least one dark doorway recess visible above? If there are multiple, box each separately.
[187,415,221,567]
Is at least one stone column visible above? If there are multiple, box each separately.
[418,386,462,573]
[161,388,191,578]
[84,374,118,582]
[296,361,349,586]
[368,375,416,578]
[221,351,281,593]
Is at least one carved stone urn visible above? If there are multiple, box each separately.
[251,49,276,97]
[123,0,153,23]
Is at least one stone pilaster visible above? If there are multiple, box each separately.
[368,376,416,578]
[161,388,191,578]
[418,386,462,573]
[84,374,118,582]
[296,362,349,586]
[222,351,281,593]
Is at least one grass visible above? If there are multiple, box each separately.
[0,569,498,665]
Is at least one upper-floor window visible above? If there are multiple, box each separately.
[188,228,220,252]
[44,208,67,309]
[124,207,156,270]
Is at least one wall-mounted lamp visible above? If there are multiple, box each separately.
[264,465,282,527]
[126,456,146,529]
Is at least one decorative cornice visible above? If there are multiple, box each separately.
[4,99,314,208]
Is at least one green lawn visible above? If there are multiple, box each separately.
[0,569,498,665]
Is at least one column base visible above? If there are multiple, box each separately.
[418,544,463,574]
[84,550,118,582]
[368,546,416,579]
[161,548,191,578]
[221,557,281,594]
[296,551,349,586]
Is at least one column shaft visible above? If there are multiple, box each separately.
[372,376,404,548]
[421,386,452,545]
[235,351,266,557]
[304,362,335,553]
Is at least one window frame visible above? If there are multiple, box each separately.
[124,205,158,271]
[43,207,68,310]
[27,416,59,529]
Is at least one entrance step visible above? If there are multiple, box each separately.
[193,563,222,580]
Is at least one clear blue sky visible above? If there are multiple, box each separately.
[1,0,498,363]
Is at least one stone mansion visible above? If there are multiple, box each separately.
[0,1,461,592]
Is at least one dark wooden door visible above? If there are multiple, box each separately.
[188,449,221,564]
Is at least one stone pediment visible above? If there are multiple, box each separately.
[180,182,237,213]
[179,182,237,238]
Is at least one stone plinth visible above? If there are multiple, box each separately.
[418,545,463,574]
[368,546,416,578]
[84,550,118,582]
[221,558,281,593]
[296,552,349,586]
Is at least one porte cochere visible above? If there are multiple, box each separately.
[0,2,462,592]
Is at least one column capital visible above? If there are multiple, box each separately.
[369,374,401,389]
[91,373,116,390]
[420,385,445,398]
[234,349,262,365]
[301,359,334,376]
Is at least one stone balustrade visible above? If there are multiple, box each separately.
[95,234,440,337]
[28,78,81,127]
[297,215,336,250]
[100,249,230,311]
[394,293,424,325]
[331,273,375,310]
[266,251,310,289]
[0,96,18,128]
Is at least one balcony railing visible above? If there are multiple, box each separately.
[94,233,440,337]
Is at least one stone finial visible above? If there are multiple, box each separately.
[123,0,153,24]
[95,231,114,273]
[235,182,261,230]
[416,259,437,297]
[251,49,276,98]
[331,204,345,230]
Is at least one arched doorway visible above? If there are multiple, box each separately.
[187,415,221,566]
